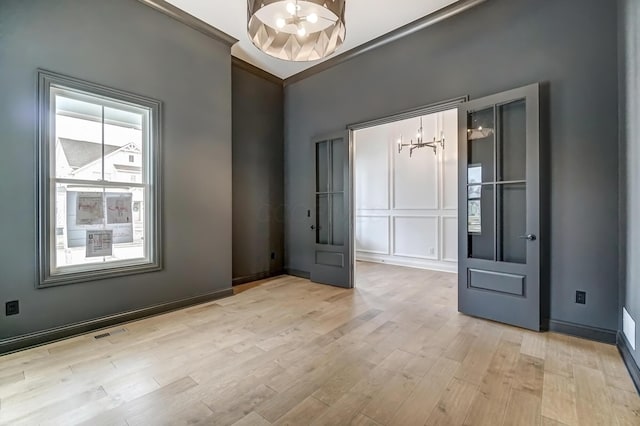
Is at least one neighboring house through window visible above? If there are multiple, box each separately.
[37,70,162,287]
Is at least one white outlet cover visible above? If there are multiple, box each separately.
[623,307,636,350]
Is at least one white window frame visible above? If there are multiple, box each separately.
[37,70,163,287]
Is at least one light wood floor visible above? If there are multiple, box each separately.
[1,262,639,426]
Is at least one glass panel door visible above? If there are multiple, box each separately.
[458,83,541,331]
[311,132,351,288]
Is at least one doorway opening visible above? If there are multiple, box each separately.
[352,107,460,288]
[311,85,541,331]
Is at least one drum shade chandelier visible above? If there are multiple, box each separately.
[247,0,346,61]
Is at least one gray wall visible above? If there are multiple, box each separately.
[0,0,232,339]
[284,0,619,331]
[620,0,640,366]
[232,64,284,282]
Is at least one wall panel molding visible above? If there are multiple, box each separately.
[441,216,459,262]
[392,216,439,259]
[392,117,440,210]
[441,109,459,210]
[355,110,458,272]
[355,215,390,254]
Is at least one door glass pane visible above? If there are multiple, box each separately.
[331,138,344,192]
[316,194,329,244]
[498,99,526,182]
[468,184,494,260]
[316,141,329,192]
[467,107,495,183]
[468,184,482,199]
[331,193,344,246]
[498,183,527,264]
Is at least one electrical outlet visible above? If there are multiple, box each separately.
[575,291,586,305]
[5,300,19,316]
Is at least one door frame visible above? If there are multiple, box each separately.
[346,96,469,284]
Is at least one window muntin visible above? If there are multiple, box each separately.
[38,71,162,287]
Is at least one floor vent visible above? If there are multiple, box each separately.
[94,328,127,339]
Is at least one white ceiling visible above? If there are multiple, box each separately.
[166,0,460,79]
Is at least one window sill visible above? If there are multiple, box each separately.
[38,262,162,288]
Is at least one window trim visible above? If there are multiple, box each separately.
[37,69,163,288]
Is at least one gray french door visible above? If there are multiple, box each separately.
[458,84,541,331]
[310,132,352,288]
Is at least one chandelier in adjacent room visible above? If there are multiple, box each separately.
[397,116,445,158]
[247,0,346,61]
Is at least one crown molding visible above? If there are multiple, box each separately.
[136,0,238,47]
[136,0,486,85]
[232,57,284,86]
[283,0,487,86]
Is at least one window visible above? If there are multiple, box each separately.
[37,70,162,287]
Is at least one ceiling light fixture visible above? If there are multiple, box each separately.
[247,0,347,61]
[397,116,445,158]
[467,126,495,140]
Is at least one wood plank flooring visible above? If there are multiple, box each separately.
[1,262,638,425]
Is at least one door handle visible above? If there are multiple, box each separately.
[311,225,315,230]
[519,234,536,241]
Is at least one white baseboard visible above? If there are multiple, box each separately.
[356,252,457,273]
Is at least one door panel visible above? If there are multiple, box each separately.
[468,269,525,296]
[311,132,352,288]
[458,84,540,331]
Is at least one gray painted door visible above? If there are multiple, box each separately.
[310,132,353,288]
[458,84,540,331]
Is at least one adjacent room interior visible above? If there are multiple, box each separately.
[1,0,640,424]
[353,107,458,290]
